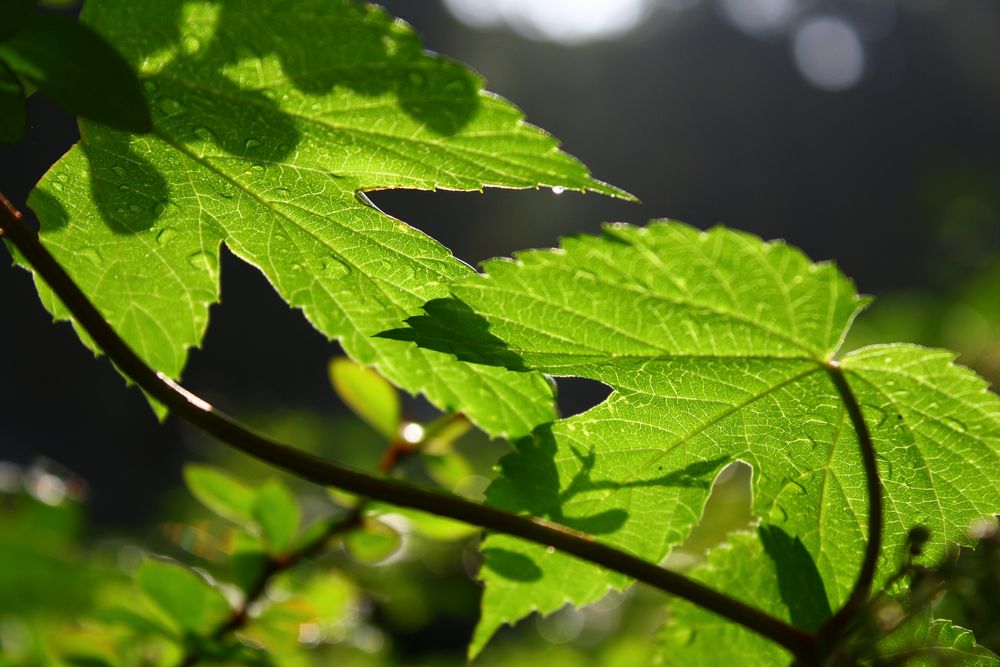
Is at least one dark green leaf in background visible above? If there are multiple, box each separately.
[0,60,26,143]
[0,13,151,132]
[0,0,37,42]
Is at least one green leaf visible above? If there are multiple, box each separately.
[656,532,1000,666]
[0,13,151,132]
[22,0,623,439]
[388,221,1000,656]
[878,614,1000,666]
[252,479,300,555]
[376,505,481,542]
[0,60,26,143]
[344,517,402,563]
[655,531,798,666]
[421,451,474,490]
[329,357,400,440]
[229,531,268,594]
[0,0,37,42]
[841,344,1000,571]
[136,558,230,633]
[184,464,256,526]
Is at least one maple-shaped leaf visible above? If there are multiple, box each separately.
[384,221,1000,656]
[18,0,626,438]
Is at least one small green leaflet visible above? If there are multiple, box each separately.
[21,0,625,439]
[385,221,1000,657]
[136,558,230,634]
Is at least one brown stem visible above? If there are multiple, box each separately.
[0,194,817,660]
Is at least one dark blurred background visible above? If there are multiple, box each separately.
[1,0,999,526]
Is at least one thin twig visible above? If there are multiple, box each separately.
[820,362,884,645]
[178,432,423,666]
[0,194,818,660]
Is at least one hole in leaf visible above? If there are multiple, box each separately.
[668,461,755,567]
[553,376,612,418]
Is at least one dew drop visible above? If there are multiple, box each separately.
[56,173,68,183]
[111,165,128,179]
[128,204,142,213]
[151,201,169,217]
[545,546,555,555]
[217,182,236,199]
[187,250,218,272]
[382,35,398,56]
[943,416,968,434]
[244,138,262,150]
[551,186,566,195]
[142,80,157,94]
[273,187,291,199]
[80,247,103,268]
[247,164,265,178]
[118,185,129,191]
[155,227,177,244]
[159,98,183,115]
[320,257,350,280]
[193,126,216,143]
[183,36,201,54]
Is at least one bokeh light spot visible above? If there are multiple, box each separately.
[792,16,865,91]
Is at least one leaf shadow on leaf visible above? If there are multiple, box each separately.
[480,548,544,582]
[76,0,485,237]
[758,524,832,631]
[379,297,529,372]
[28,187,69,232]
[488,424,732,537]
[81,130,169,235]
[208,0,481,136]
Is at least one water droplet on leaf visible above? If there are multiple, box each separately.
[187,250,218,272]
[217,182,236,199]
[193,126,216,143]
[159,98,183,115]
[551,186,566,195]
[155,227,177,244]
[80,247,103,268]
[321,258,350,280]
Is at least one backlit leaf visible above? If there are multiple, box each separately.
[22,0,624,439]
[388,221,1000,656]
